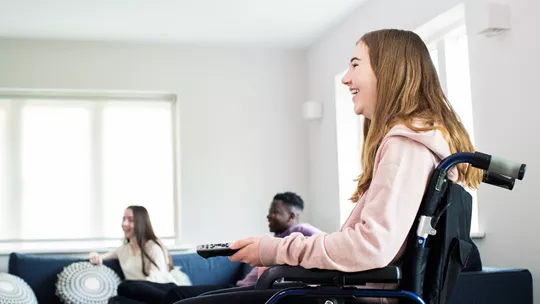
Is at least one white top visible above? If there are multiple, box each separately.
[102,241,179,284]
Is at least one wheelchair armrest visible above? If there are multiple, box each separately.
[255,265,401,290]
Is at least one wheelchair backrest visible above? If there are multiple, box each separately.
[401,182,476,304]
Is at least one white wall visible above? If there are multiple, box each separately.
[306,0,540,300]
[0,39,310,246]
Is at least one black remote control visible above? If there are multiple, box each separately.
[196,243,239,259]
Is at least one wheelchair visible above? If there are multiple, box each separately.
[252,151,527,304]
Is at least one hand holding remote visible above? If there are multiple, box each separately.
[228,236,264,267]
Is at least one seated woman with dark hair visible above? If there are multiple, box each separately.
[88,205,190,304]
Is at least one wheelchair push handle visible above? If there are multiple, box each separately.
[474,152,526,180]
[438,152,526,181]
[417,152,526,239]
[482,171,515,190]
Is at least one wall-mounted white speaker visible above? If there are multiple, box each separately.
[302,101,323,121]
[475,2,511,37]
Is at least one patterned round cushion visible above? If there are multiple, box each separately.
[0,273,38,304]
[56,261,121,304]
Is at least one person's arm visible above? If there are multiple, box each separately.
[258,136,435,272]
[89,247,120,264]
[101,249,119,260]
[293,224,322,237]
[236,267,259,286]
[144,242,173,283]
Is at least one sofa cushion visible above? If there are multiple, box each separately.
[8,253,123,304]
[171,253,245,285]
[56,261,121,304]
[0,272,38,304]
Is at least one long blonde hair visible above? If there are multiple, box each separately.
[350,29,482,202]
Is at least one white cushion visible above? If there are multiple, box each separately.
[170,266,192,286]
[0,273,38,304]
[56,261,121,304]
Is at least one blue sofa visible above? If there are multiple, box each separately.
[8,251,253,304]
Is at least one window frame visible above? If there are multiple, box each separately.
[423,21,468,100]
[0,90,182,253]
[416,8,484,238]
[334,71,364,226]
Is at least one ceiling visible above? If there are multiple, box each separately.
[0,0,368,48]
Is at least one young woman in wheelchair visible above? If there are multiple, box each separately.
[175,28,483,304]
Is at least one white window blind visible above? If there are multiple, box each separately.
[0,94,177,250]
[21,103,93,239]
[101,102,175,239]
[334,71,363,226]
[426,24,480,234]
[0,102,8,240]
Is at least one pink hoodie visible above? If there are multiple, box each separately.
[259,123,456,273]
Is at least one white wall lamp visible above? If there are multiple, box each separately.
[302,100,323,121]
[477,2,511,38]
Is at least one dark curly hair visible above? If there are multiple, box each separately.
[273,192,304,211]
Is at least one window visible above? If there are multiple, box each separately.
[420,15,480,235]
[0,102,8,240]
[21,103,93,239]
[101,102,175,239]
[334,72,363,225]
[426,25,475,144]
[0,93,178,251]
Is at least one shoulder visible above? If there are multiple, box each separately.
[290,223,322,236]
[381,123,438,148]
[377,134,434,166]
[115,243,129,253]
[377,123,449,165]
[144,240,166,255]
[113,243,130,259]
[369,126,442,182]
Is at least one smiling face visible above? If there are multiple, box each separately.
[266,200,295,234]
[341,42,378,119]
[121,208,135,239]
